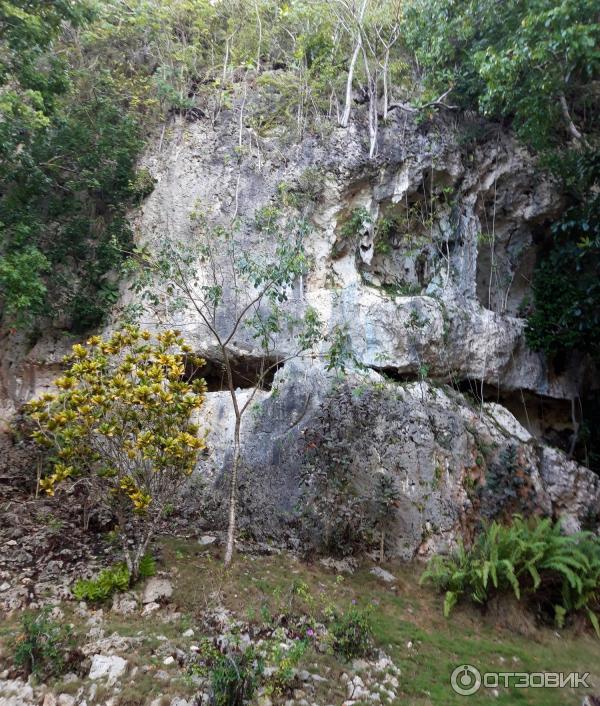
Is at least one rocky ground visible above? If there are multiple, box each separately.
[1,527,600,706]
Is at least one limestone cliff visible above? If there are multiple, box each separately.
[2,100,598,557]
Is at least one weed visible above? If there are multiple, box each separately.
[209,650,263,706]
[13,608,73,680]
[329,605,373,660]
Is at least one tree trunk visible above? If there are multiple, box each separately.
[379,529,385,563]
[361,43,378,158]
[382,50,389,121]
[339,0,369,128]
[340,36,362,127]
[224,416,242,566]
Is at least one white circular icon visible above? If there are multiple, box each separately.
[451,664,482,696]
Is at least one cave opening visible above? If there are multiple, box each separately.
[183,354,282,392]
[455,379,599,473]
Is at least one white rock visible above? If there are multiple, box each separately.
[198,535,216,546]
[163,655,175,666]
[351,659,369,672]
[182,628,194,637]
[88,654,127,684]
[0,679,33,704]
[484,402,532,442]
[142,577,173,604]
[0,582,10,592]
[112,592,137,615]
[383,674,399,689]
[370,567,396,583]
[58,696,75,706]
[141,601,160,616]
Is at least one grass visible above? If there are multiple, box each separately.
[1,537,599,705]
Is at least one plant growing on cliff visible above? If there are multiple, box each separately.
[128,213,325,565]
[421,515,600,635]
[25,327,207,581]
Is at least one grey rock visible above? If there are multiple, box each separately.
[142,578,173,604]
[198,535,217,546]
[57,696,75,706]
[88,654,127,684]
[0,679,35,706]
[369,567,396,584]
[112,592,138,615]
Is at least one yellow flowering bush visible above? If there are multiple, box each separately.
[26,326,207,580]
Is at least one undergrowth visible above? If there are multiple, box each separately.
[72,554,156,602]
[420,515,600,635]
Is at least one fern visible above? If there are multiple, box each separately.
[73,553,156,602]
[420,515,600,636]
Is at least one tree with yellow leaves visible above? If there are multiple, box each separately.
[25,326,207,581]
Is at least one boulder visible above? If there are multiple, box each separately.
[88,654,127,684]
[370,567,396,584]
[142,577,173,604]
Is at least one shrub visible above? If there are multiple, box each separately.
[263,638,308,695]
[72,554,155,602]
[420,515,600,635]
[26,327,207,581]
[13,608,73,680]
[209,651,263,706]
[329,605,373,660]
[340,207,372,239]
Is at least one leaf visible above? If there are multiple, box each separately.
[443,590,458,618]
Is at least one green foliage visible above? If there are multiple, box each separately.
[73,563,130,602]
[254,205,281,234]
[209,650,263,706]
[129,168,156,202]
[329,605,373,660]
[73,553,155,601]
[341,207,372,240]
[479,445,537,520]
[12,607,73,680]
[0,246,49,326]
[26,327,207,579]
[526,151,600,361]
[263,638,308,695]
[0,1,145,332]
[402,0,599,148]
[421,515,600,635]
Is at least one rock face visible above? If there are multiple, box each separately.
[194,360,599,558]
[1,98,598,557]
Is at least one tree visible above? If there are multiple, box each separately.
[402,0,599,149]
[25,326,207,581]
[129,211,324,565]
